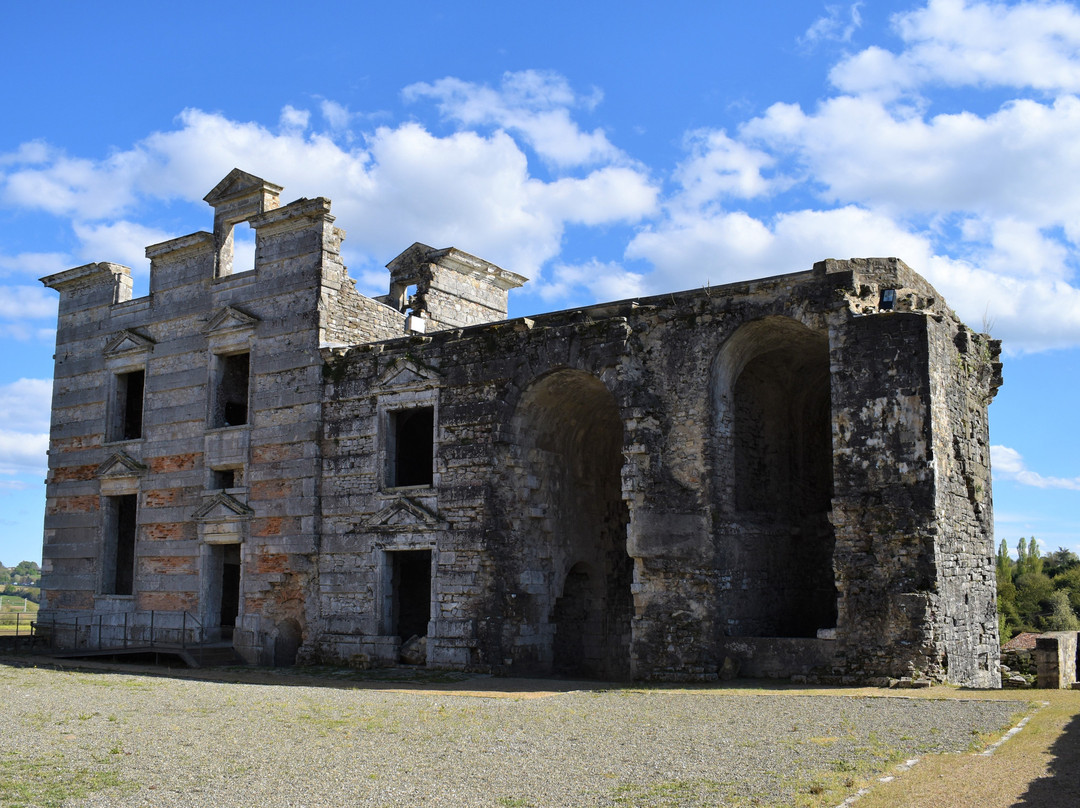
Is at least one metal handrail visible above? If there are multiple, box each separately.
[28,610,209,653]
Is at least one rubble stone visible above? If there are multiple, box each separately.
[36,170,1003,686]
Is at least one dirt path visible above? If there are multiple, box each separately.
[854,688,1080,808]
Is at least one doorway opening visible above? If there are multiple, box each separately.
[390,549,432,640]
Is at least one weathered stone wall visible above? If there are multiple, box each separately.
[38,171,1002,686]
[927,317,1002,688]
[309,258,1001,684]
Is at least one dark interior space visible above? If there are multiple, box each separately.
[392,407,434,486]
[392,549,432,640]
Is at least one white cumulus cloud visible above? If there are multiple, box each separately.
[831,0,1080,96]
[0,379,52,476]
[0,287,58,322]
[993,445,1080,491]
[405,71,623,169]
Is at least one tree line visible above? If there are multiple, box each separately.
[0,560,40,603]
[997,538,1080,642]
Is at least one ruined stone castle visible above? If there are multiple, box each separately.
[38,169,1003,686]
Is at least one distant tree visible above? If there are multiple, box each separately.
[1051,565,1080,616]
[1045,590,1080,631]
[1014,572,1056,632]
[1044,547,1080,578]
[996,539,1013,578]
[997,570,1020,643]
[1017,538,1044,576]
[0,568,10,585]
[997,538,1080,642]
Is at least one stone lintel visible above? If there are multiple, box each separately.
[248,197,334,231]
[145,231,215,260]
[40,262,130,292]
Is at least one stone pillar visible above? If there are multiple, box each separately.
[1035,632,1078,689]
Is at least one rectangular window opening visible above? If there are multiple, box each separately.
[389,407,434,487]
[390,549,432,640]
[213,352,250,427]
[212,468,237,490]
[104,494,137,595]
[233,224,256,273]
[113,369,145,441]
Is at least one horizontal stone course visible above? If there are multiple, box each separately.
[37,173,1001,684]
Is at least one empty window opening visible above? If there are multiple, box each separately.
[103,494,137,595]
[215,222,256,278]
[390,550,431,641]
[212,352,250,427]
[112,369,145,441]
[389,407,434,487]
[212,468,237,490]
[232,224,256,273]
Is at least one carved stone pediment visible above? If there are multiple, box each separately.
[377,358,441,390]
[203,169,282,206]
[362,497,444,532]
[204,306,259,336]
[194,491,254,522]
[97,451,146,478]
[103,329,154,358]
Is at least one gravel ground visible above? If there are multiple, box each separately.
[0,661,1028,808]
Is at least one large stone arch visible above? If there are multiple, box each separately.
[496,368,632,679]
[712,316,837,638]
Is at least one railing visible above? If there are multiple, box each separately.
[27,611,207,656]
[0,612,38,652]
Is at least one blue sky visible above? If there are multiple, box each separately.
[1,0,1078,566]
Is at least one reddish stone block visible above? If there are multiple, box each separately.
[148,453,202,473]
[142,522,188,541]
[46,589,94,610]
[143,488,185,508]
[49,495,98,514]
[51,464,98,483]
[139,556,197,575]
[250,478,300,501]
[255,552,290,574]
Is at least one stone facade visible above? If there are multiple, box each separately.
[37,170,1003,686]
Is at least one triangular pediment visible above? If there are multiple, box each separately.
[203,169,283,206]
[204,306,259,335]
[103,329,154,358]
[97,451,146,478]
[386,242,436,275]
[362,497,443,531]
[377,357,440,389]
[193,491,254,521]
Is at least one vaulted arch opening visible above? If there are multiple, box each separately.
[715,317,837,638]
[500,368,632,679]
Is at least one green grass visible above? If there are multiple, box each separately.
[0,753,132,808]
[0,595,38,633]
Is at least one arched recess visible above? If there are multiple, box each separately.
[713,317,837,638]
[499,368,632,679]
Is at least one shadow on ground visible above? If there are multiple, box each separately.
[1014,711,1080,807]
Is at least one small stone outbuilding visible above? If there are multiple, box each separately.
[37,170,1003,686]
